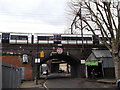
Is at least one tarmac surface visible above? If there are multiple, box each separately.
[46,78,116,88]
[19,73,117,89]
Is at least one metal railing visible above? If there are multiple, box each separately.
[1,62,22,88]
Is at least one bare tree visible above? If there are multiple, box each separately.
[69,0,120,80]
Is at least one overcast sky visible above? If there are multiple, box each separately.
[0,0,71,34]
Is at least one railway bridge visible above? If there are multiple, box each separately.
[2,43,106,78]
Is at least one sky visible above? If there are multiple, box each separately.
[0,0,71,34]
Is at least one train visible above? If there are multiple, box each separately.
[0,32,100,44]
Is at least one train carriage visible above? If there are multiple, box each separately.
[61,34,77,44]
[0,32,106,45]
[61,34,93,44]
[9,33,32,44]
[0,32,32,44]
[77,34,93,44]
[34,33,54,44]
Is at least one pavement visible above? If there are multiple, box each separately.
[96,79,116,84]
[19,80,44,88]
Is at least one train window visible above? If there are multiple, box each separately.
[62,37,78,40]
[62,37,68,40]
[19,36,28,40]
[49,36,53,40]
[84,37,92,40]
[62,37,92,41]
[11,35,18,40]
[38,36,49,40]
[100,37,111,41]
[11,35,28,40]
[71,37,78,40]
[77,37,82,40]
[54,35,61,40]
[77,37,92,40]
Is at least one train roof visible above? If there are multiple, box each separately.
[0,32,32,34]
[33,33,94,35]
[0,32,103,36]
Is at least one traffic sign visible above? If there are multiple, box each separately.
[22,54,28,63]
[40,51,45,57]
[56,48,63,54]
[35,58,40,63]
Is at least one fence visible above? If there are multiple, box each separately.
[1,62,22,88]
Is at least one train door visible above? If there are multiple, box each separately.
[53,34,62,44]
[2,33,10,43]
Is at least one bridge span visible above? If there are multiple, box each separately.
[2,43,106,78]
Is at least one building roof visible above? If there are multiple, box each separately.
[86,53,97,61]
[92,50,112,58]
[86,50,112,61]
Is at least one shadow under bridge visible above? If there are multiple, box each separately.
[41,53,83,78]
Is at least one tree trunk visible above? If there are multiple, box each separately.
[113,55,120,80]
[112,41,120,79]
[114,61,120,80]
[112,52,120,79]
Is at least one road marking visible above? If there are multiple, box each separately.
[43,80,49,90]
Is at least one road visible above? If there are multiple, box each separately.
[20,73,118,89]
[46,78,116,89]
[41,73,117,89]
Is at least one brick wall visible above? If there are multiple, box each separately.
[0,56,33,80]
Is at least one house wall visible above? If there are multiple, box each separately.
[102,58,115,78]
[104,68,115,78]
[0,56,33,80]
[103,58,114,68]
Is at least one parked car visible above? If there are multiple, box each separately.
[116,79,120,88]
[58,69,64,73]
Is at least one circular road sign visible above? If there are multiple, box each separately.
[56,48,63,54]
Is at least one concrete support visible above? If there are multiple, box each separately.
[32,64,40,84]
[71,65,77,77]
[79,64,86,78]
[51,63,59,73]
[71,63,85,78]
